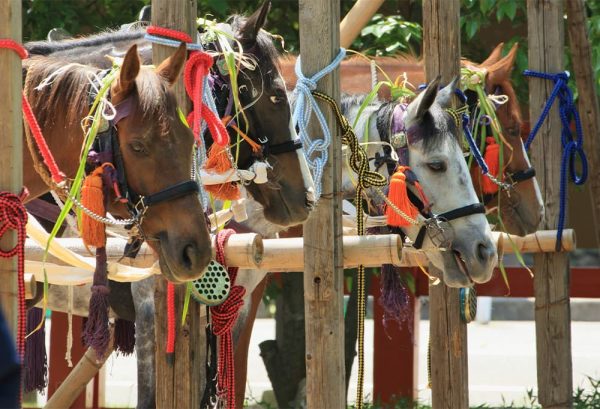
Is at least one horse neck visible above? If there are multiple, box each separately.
[22,62,97,202]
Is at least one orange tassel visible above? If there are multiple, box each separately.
[482,137,500,194]
[386,166,419,227]
[80,166,106,248]
[203,144,240,200]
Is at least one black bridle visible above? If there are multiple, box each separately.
[89,86,200,228]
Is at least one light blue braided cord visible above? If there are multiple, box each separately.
[292,48,346,200]
[523,70,588,250]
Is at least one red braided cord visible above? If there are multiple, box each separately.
[166,282,176,356]
[1,39,65,184]
[146,25,193,44]
[183,52,229,147]
[0,190,29,404]
[211,229,246,409]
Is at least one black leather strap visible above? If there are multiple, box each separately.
[437,203,486,222]
[508,167,536,183]
[142,180,200,207]
[265,140,303,155]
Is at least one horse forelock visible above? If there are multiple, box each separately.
[134,68,173,135]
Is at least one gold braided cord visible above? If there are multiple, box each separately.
[312,91,386,409]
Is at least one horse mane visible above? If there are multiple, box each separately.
[26,29,146,56]
[24,57,97,134]
[24,56,172,137]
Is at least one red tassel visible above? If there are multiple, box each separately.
[80,166,106,248]
[482,137,500,194]
[203,145,240,200]
[386,166,419,227]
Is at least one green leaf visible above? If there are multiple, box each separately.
[505,1,517,20]
[465,19,480,39]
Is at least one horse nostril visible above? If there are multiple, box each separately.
[477,241,495,263]
[181,243,196,270]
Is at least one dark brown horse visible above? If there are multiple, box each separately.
[26,2,315,227]
[23,43,211,282]
[279,43,544,236]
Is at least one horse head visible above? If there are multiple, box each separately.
[215,2,315,227]
[109,44,212,282]
[465,43,544,235]
[400,78,497,287]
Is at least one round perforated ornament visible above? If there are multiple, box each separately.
[191,260,231,306]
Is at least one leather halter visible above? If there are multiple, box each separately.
[90,80,200,227]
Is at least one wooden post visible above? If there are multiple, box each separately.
[527,1,573,407]
[151,1,205,408]
[298,0,345,407]
[0,0,22,339]
[566,0,600,247]
[422,1,468,408]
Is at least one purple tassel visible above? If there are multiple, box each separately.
[24,308,47,393]
[113,319,135,356]
[379,264,410,333]
[83,247,111,358]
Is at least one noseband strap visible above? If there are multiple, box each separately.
[263,139,303,155]
[137,180,200,207]
[508,167,536,184]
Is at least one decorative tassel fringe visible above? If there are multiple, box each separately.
[24,308,47,393]
[379,265,410,332]
[386,166,419,226]
[80,166,106,248]
[83,247,111,358]
[483,137,500,194]
[203,145,240,200]
[114,319,135,356]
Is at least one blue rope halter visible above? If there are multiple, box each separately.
[523,70,588,250]
[292,48,346,200]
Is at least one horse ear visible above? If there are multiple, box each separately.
[435,76,459,109]
[414,75,441,122]
[155,42,187,86]
[239,1,271,44]
[486,42,518,84]
[116,44,140,97]
[480,43,505,67]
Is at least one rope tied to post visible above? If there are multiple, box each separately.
[523,70,588,250]
[292,48,346,200]
[0,190,29,405]
[210,229,245,409]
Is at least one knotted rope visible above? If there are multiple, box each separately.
[312,92,386,409]
[0,190,29,404]
[292,48,346,200]
[523,70,588,250]
[210,229,245,409]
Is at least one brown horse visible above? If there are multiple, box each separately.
[279,43,543,236]
[22,43,212,282]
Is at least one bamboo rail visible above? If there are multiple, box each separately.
[23,229,575,291]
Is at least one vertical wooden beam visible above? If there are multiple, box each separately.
[0,0,22,340]
[298,0,345,407]
[566,0,600,248]
[151,1,205,408]
[527,1,573,407]
[422,1,468,408]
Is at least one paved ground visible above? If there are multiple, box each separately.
[35,318,598,408]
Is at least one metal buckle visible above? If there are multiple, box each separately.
[424,217,454,249]
[258,135,269,145]
[133,196,148,223]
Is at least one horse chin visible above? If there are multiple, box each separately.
[440,250,474,288]
[247,185,314,228]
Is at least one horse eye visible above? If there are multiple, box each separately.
[130,141,147,155]
[427,161,447,172]
[270,95,282,104]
